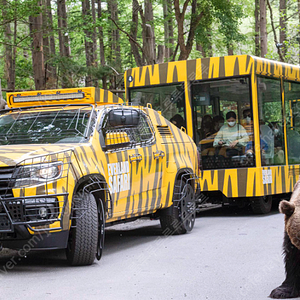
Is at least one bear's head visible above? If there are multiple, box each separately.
[280,181,300,249]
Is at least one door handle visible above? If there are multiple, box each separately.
[129,154,142,163]
[153,150,165,159]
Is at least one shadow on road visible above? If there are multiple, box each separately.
[0,199,282,269]
[197,198,281,218]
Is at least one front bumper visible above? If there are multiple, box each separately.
[0,227,69,250]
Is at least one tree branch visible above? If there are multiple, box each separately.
[108,16,144,55]
[266,0,284,62]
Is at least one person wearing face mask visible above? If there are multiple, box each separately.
[213,111,249,156]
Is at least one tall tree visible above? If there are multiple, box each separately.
[174,0,204,60]
[163,0,174,61]
[298,0,300,64]
[142,0,155,64]
[255,0,260,56]
[2,0,15,91]
[260,0,267,57]
[97,0,107,89]
[279,0,286,57]
[29,0,46,90]
[108,0,121,88]
[57,0,71,87]
[82,0,94,86]
[42,0,56,88]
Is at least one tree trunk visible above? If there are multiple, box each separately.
[279,0,286,57]
[298,0,300,64]
[57,0,70,57]
[157,45,164,63]
[255,0,260,56]
[130,0,144,66]
[260,0,267,57]
[143,0,155,64]
[45,0,57,88]
[174,0,204,60]
[2,0,15,91]
[42,0,57,88]
[29,0,46,90]
[57,0,71,87]
[97,0,107,88]
[196,43,206,57]
[108,0,120,88]
[163,0,174,61]
[91,0,98,87]
[82,0,93,86]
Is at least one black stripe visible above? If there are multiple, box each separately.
[145,67,150,86]
[79,152,89,174]
[173,65,178,82]
[219,57,225,78]
[234,57,240,76]
[145,182,150,212]
[137,171,143,216]
[159,62,168,85]
[210,64,214,78]
[147,146,152,173]
[90,144,99,164]
[165,182,170,208]
[79,146,90,168]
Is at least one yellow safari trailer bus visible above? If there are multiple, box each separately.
[125,55,300,214]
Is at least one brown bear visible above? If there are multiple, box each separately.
[270,181,300,298]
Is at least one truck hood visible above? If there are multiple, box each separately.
[0,144,78,167]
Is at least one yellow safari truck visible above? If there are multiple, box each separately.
[125,55,300,214]
[0,87,199,265]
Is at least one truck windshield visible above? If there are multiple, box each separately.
[0,107,94,145]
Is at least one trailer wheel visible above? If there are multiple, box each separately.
[250,195,272,214]
[66,191,98,266]
[160,179,196,235]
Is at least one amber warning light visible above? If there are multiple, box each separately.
[13,91,85,103]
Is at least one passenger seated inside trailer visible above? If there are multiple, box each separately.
[192,77,254,170]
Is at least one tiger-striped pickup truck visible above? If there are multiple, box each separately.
[0,87,199,265]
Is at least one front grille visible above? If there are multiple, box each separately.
[0,167,15,231]
[0,166,15,197]
[0,215,10,230]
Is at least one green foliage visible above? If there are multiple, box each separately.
[0,0,299,91]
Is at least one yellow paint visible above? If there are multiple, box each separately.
[199,170,218,191]
[124,54,300,199]
[222,169,238,197]
[0,89,198,250]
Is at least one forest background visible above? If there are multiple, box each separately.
[0,0,298,96]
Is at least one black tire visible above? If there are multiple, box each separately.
[66,191,98,266]
[250,195,272,214]
[160,179,196,235]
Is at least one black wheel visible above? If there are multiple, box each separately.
[250,195,272,214]
[66,191,98,266]
[160,179,196,235]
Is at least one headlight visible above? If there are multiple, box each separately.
[14,162,63,188]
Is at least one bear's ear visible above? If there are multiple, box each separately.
[279,200,295,216]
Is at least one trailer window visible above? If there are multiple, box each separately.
[191,77,254,169]
[284,81,300,164]
[129,83,186,128]
[257,77,285,166]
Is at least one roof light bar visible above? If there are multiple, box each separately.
[13,91,85,103]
